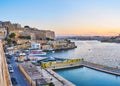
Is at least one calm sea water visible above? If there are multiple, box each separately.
[55,67,120,86]
[47,40,120,68]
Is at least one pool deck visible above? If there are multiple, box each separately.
[45,68,75,86]
[82,61,120,76]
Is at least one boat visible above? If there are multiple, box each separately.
[29,49,47,56]
[52,51,55,53]
[27,49,47,60]
[28,55,48,61]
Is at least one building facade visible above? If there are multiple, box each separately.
[12,23,21,29]
[45,30,55,40]
[0,27,7,39]
[31,42,41,49]
[0,21,3,27]
[0,21,55,40]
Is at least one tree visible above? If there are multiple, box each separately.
[7,39,12,44]
[50,39,54,41]
[9,33,16,38]
[19,36,24,39]
[18,36,31,39]
[26,36,31,39]
[46,37,50,41]
[46,37,54,41]
[24,26,30,28]
[49,82,54,86]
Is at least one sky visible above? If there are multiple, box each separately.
[1,0,120,36]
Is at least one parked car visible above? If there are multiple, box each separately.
[9,66,14,73]
[8,64,12,68]
[11,77,18,85]
[5,54,12,59]
[6,59,11,64]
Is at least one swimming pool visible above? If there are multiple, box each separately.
[54,67,120,86]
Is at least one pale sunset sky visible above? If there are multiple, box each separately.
[1,0,120,36]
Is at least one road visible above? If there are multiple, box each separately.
[9,57,30,86]
[0,40,30,86]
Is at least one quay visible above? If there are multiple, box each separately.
[18,61,75,86]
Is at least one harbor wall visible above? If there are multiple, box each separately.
[0,42,12,86]
[18,64,36,86]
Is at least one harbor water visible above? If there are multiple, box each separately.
[48,40,120,68]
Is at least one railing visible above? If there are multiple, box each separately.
[0,40,12,86]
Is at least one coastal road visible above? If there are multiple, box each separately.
[10,57,30,86]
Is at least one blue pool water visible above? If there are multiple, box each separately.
[54,67,120,86]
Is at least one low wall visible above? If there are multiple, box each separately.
[41,58,82,68]
[18,64,36,86]
[0,42,12,86]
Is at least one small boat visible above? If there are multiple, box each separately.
[52,51,55,53]
[29,49,47,56]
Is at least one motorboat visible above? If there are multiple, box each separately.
[29,49,47,56]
